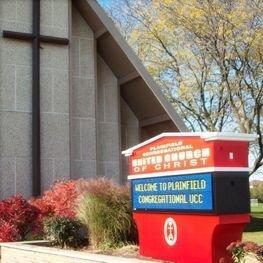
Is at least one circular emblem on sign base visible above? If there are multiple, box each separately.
[164,217,177,246]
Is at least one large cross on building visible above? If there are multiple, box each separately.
[0,0,187,199]
[3,0,69,196]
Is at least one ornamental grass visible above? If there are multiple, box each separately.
[77,178,137,249]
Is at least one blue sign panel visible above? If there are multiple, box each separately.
[132,173,213,211]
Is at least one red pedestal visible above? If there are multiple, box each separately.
[134,213,250,263]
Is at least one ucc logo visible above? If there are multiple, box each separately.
[164,217,177,246]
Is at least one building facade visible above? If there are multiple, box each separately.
[0,0,187,198]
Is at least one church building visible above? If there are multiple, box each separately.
[0,0,188,198]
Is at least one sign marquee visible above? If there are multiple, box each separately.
[132,173,213,211]
[129,137,213,175]
[123,133,255,179]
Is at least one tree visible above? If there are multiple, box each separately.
[251,183,263,202]
[101,0,263,174]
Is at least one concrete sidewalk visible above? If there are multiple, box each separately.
[0,241,162,263]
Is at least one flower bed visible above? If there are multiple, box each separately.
[1,178,263,262]
[0,179,137,248]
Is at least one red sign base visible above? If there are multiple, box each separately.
[134,213,250,263]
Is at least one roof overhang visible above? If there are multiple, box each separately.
[74,0,188,132]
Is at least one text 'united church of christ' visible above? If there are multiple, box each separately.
[131,140,211,173]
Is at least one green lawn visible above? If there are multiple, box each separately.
[242,203,263,245]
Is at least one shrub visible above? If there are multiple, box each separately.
[30,180,78,235]
[0,195,39,242]
[31,180,78,218]
[43,216,86,248]
[77,178,137,249]
[227,241,263,262]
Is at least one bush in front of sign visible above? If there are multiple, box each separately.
[30,180,78,219]
[43,216,87,248]
[0,195,39,242]
[77,178,137,249]
[29,180,79,237]
[226,241,263,262]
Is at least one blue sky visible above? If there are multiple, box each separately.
[98,0,114,8]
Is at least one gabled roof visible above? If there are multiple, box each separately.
[75,0,188,133]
